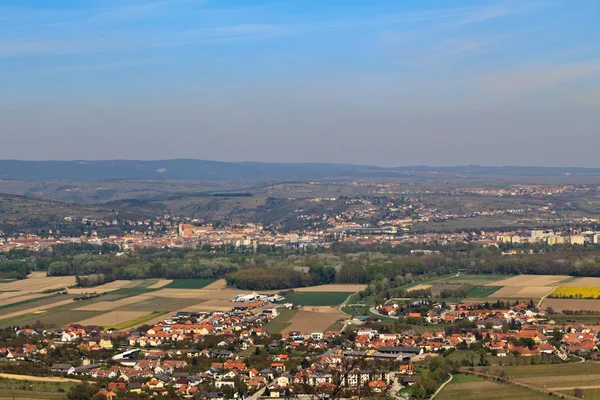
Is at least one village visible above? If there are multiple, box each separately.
[2,292,600,400]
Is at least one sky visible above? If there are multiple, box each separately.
[1,0,599,167]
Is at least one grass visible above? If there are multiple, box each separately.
[164,279,217,289]
[104,311,167,330]
[465,285,503,298]
[263,308,298,333]
[325,321,345,332]
[436,374,559,400]
[0,294,64,311]
[477,363,600,390]
[285,292,353,306]
[0,378,74,399]
[550,314,600,324]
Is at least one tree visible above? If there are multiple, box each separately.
[67,383,98,400]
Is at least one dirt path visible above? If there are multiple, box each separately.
[430,373,453,399]
[0,373,80,383]
[538,286,557,308]
[550,384,600,391]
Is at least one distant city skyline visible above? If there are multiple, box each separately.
[1,0,599,167]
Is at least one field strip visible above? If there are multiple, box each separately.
[294,284,366,292]
[75,296,152,311]
[549,385,600,390]
[147,279,173,289]
[0,373,80,383]
[0,299,74,321]
[0,293,41,306]
[76,310,149,327]
[485,275,571,287]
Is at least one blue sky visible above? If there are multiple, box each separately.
[1,0,599,166]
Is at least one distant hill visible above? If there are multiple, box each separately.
[0,160,599,181]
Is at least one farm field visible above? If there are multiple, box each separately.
[0,293,47,307]
[104,311,167,330]
[549,286,600,299]
[147,279,173,289]
[285,292,353,306]
[263,308,298,333]
[561,277,600,287]
[435,274,506,285]
[0,309,104,328]
[542,298,600,312]
[76,310,150,327]
[465,285,502,298]
[164,279,218,289]
[486,275,570,287]
[488,286,554,298]
[75,296,152,311]
[66,280,136,294]
[407,284,431,292]
[436,374,554,400]
[286,307,346,333]
[481,363,600,392]
[0,273,75,292]
[0,294,73,314]
[294,284,366,293]
[116,297,206,312]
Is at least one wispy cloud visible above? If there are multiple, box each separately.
[0,1,545,59]
[480,60,600,93]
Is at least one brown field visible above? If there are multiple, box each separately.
[0,373,79,383]
[202,279,228,290]
[407,284,432,292]
[542,298,600,312]
[294,284,366,293]
[147,279,173,289]
[486,275,570,287]
[429,284,467,296]
[488,286,553,298]
[76,311,148,327]
[286,307,347,333]
[0,274,76,292]
[0,293,41,306]
[561,277,600,287]
[117,297,206,312]
[75,295,152,311]
[0,299,75,321]
[67,280,135,294]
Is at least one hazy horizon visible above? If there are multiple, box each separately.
[1,0,599,167]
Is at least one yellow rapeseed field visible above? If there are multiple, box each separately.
[549,286,600,299]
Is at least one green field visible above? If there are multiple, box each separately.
[436,374,559,400]
[478,363,600,391]
[164,279,217,289]
[0,379,72,399]
[465,285,503,298]
[263,308,298,333]
[285,292,353,306]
